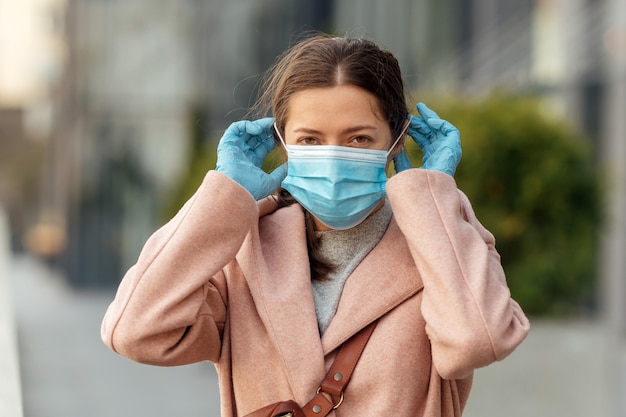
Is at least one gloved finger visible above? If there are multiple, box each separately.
[437,120,460,138]
[251,134,278,159]
[417,103,447,134]
[219,124,257,161]
[409,115,434,136]
[242,117,275,138]
[254,163,288,200]
[269,162,288,183]
[416,103,460,138]
[393,150,412,173]
[225,117,273,141]
[416,102,441,122]
[418,117,460,147]
[242,118,277,152]
[422,146,461,176]
[221,121,247,144]
[253,117,275,131]
[408,116,434,148]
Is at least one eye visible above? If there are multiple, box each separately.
[297,136,320,145]
[349,135,373,145]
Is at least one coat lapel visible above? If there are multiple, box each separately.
[237,202,327,403]
[237,201,423,402]
[320,217,423,354]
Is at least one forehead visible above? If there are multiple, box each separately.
[285,85,386,129]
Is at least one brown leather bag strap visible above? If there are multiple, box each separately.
[301,320,378,416]
[245,400,306,417]
[244,320,378,417]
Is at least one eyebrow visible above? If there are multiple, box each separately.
[292,125,379,135]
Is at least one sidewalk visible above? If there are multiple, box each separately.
[12,255,220,417]
[464,319,624,417]
[11,251,626,417]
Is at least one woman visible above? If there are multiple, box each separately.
[101,35,529,416]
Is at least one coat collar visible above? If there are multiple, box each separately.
[320,218,423,353]
[237,199,422,401]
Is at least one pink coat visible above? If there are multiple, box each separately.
[101,169,530,416]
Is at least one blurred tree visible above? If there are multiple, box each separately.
[67,119,156,287]
[404,94,603,317]
[161,105,217,222]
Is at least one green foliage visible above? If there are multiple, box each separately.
[161,106,218,222]
[405,94,603,316]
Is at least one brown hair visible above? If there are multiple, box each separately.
[254,34,409,140]
[253,34,409,280]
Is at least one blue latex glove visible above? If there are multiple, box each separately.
[393,103,462,176]
[215,118,287,200]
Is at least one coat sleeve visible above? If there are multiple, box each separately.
[100,170,259,366]
[386,169,530,379]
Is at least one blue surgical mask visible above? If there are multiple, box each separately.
[274,124,404,230]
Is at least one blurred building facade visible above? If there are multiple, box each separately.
[47,0,333,286]
[43,0,538,287]
[0,0,66,253]
[13,0,625,336]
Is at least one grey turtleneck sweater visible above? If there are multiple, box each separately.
[311,200,392,335]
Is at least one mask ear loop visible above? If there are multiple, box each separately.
[386,118,411,157]
[273,122,288,150]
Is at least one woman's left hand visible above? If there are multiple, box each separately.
[394,103,462,176]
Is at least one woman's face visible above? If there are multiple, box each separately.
[281,84,403,231]
[283,84,395,151]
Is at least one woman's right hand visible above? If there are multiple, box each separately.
[215,118,287,200]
